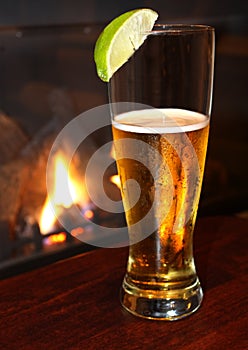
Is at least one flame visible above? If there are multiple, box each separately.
[39,197,58,234]
[44,232,67,246]
[39,151,88,235]
[110,174,121,190]
[51,151,79,207]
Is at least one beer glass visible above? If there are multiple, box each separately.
[109,25,215,320]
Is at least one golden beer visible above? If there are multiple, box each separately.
[112,108,209,318]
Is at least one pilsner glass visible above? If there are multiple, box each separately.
[109,25,215,320]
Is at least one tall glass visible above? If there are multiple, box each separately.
[109,25,215,320]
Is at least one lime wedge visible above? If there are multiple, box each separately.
[94,8,158,82]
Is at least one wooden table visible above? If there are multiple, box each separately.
[0,216,247,349]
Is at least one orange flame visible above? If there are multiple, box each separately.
[39,197,58,234]
[45,232,67,245]
[110,174,121,190]
[39,151,88,235]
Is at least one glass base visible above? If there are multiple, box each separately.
[120,276,203,321]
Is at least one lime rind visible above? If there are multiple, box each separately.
[94,9,158,82]
[94,10,135,82]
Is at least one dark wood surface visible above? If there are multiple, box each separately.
[0,215,247,350]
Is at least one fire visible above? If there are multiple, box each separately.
[39,197,58,234]
[39,151,89,235]
[110,174,121,189]
[44,232,67,246]
[39,147,121,237]
[51,151,80,207]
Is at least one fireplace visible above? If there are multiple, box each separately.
[0,23,127,279]
[0,21,247,279]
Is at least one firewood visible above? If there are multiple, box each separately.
[0,159,29,239]
[0,111,29,165]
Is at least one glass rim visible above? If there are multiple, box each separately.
[145,24,215,35]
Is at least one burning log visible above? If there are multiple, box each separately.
[0,111,29,164]
[0,101,122,260]
[0,112,29,239]
[0,159,29,239]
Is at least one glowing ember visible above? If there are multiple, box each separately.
[44,232,67,246]
[84,209,94,220]
[110,174,121,190]
[39,151,89,235]
[71,227,84,237]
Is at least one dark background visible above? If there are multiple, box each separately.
[0,0,247,216]
[0,0,247,29]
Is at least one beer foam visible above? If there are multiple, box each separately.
[112,108,209,134]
